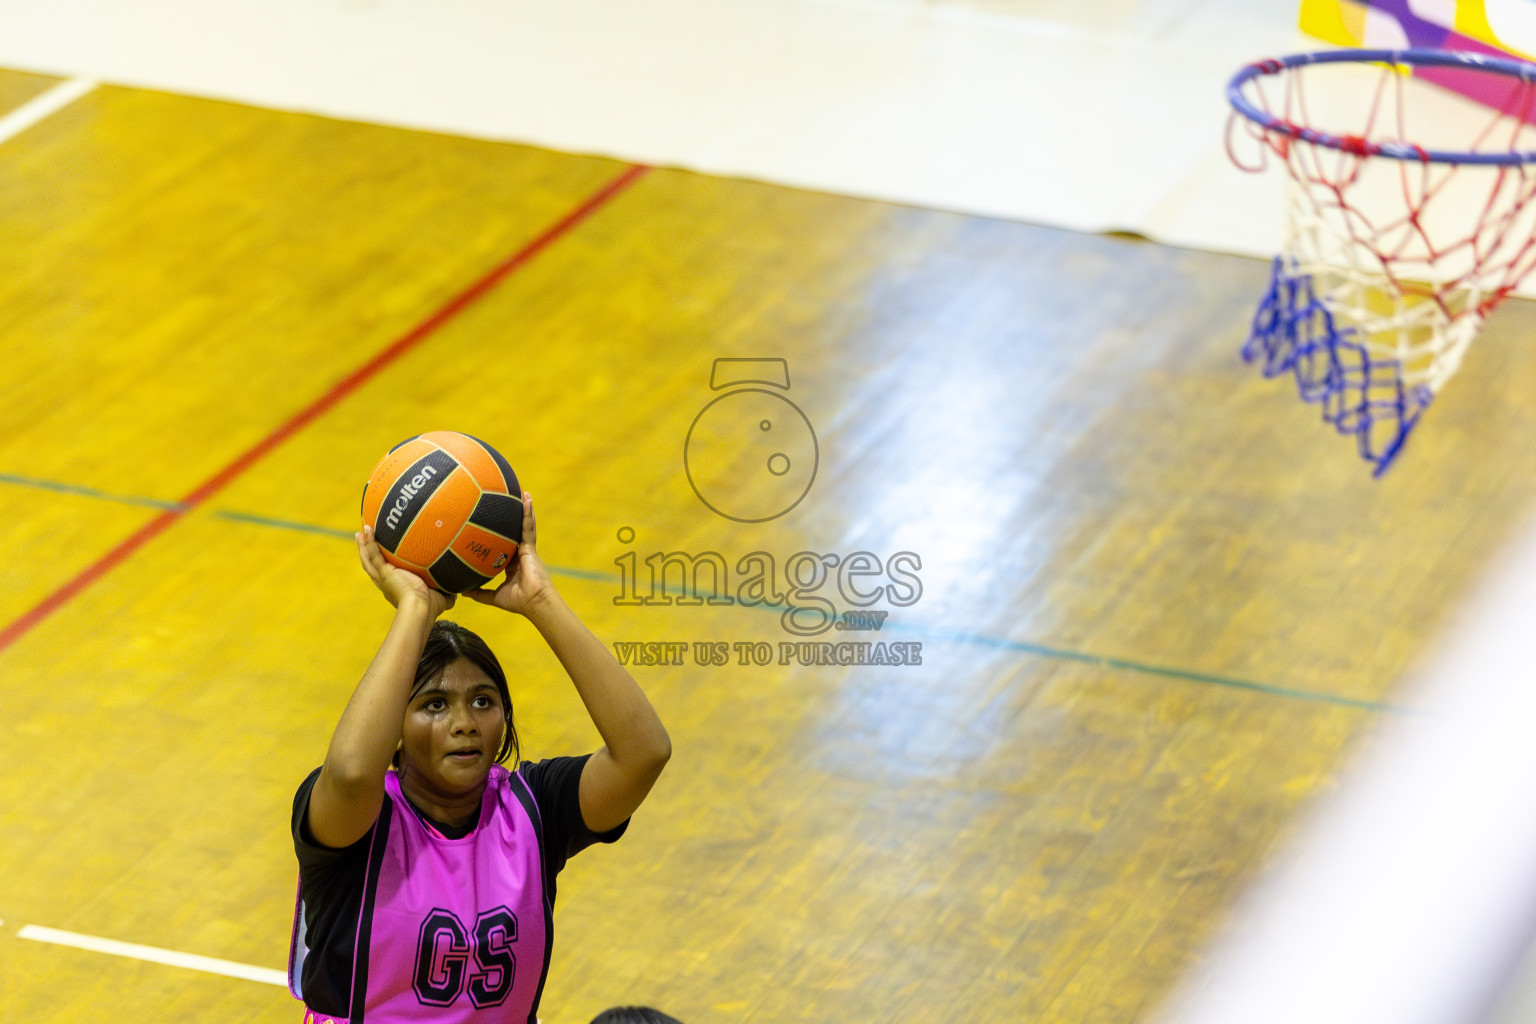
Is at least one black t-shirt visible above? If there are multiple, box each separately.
[291,755,626,1018]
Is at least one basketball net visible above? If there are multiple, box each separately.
[1229,51,1536,473]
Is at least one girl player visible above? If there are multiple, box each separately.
[288,493,671,1024]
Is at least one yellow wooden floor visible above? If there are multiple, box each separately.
[6,69,1536,1024]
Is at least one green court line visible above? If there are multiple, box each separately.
[0,472,187,511]
[0,470,1406,713]
[212,510,355,538]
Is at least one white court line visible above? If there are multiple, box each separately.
[0,77,96,146]
[17,924,287,987]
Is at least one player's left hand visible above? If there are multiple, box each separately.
[465,492,553,616]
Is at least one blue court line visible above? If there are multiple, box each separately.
[0,470,1406,713]
[876,623,1408,714]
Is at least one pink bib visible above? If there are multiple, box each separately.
[292,765,549,1023]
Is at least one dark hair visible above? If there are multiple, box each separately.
[394,620,520,767]
[588,1009,684,1024]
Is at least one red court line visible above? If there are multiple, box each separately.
[0,162,651,655]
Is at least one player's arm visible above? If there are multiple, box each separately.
[527,591,671,833]
[467,495,671,833]
[307,528,454,849]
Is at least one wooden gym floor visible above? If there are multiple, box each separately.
[5,68,1536,1024]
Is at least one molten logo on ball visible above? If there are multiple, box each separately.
[685,358,818,523]
[384,464,440,533]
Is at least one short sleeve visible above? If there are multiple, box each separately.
[292,767,372,874]
[518,754,628,876]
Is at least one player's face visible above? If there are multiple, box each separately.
[399,658,506,797]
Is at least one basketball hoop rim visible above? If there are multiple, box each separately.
[1228,47,1536,165]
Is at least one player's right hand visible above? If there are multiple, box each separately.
[357,525,455,618]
